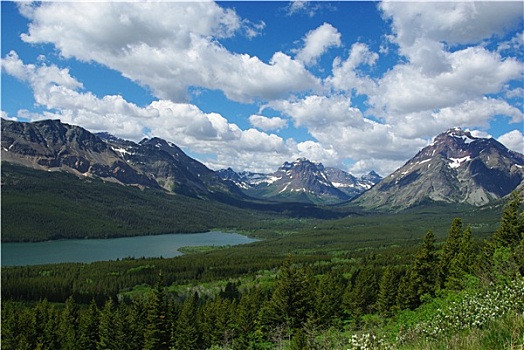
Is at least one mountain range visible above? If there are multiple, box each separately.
[217,160,381,204]
[2,118,523,210]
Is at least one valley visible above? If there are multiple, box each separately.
[1,118,523,350]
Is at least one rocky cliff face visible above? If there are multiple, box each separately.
[1,119,241,198]
[355,128,524,210]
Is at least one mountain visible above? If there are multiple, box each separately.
[354,128,524,210]
[1,118,242,199]
[324,167,382,198]
[218,159,382,204]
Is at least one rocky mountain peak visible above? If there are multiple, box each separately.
[355,128,524,210]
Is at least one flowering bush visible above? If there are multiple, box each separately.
[396,277,524,344]
[347,333,393,350]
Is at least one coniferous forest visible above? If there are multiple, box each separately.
[2,191,523,349]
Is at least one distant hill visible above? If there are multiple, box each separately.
[354,128,524,210]
[218,159,382,205]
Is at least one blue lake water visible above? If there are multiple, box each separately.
[1,231,258,266]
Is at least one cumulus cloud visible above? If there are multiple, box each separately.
[498,130,524,154]
[2,52,294,171]
[249,115,288,132]
[4,1,522,177]
[392,98,523,139]
[285,1,328,18]
[295,23,341,66]
[19,2,318,103]
[379,2,523,48]
[366,2,523,127]
[370,47,522,118]
[328,42,379,95]
[268,94,428,167]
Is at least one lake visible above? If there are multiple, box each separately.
[1,231,258,266]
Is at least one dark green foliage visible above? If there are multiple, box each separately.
[261,259,314,332]
[377,266,399,316]
[313,271,345,327]
[481,191,524,281]
[344,266,378,322]
[446,226,475,289]
[412,230,438,299]
[175,293,200,350]
[493,191,524,248]
[78,300,100,350]
[2,162,352,242]
[143,273,171,350]
[2,187,521,349]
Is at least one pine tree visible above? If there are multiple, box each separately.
[78,300,100,350]
[59,296,79,350]
[144,272,171,350]
[396,269,417,310]
[313,271,345,327]
[260,259,314,332]
[446,226,475,289]
[175,292,200,350]
[97,298,115,350]
[411,230,438,298]
[233,289,263,350]
[377,266,398,316]
[481,191,524,281]
[493,191,523,248]
[437,218,464,289]
[345,266,378,321]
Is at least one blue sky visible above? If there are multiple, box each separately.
[2,1,523,175]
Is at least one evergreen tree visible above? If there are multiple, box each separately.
[437,218,464,289]
[313,271,345,327]
[260,260,314,332]
[78,300,100,350]
[144,273,171,350]
[97,298,116,350]
[59,296,79,350]
[175,292,200,350]
[411,230,438,298]
[344,266,378,321]
[377,266,399,316]
[446,226,475,289]
[396,269,417,310]
[481,191,524,281]
[233,289,263,350]
[493,191,523,248]
[125,298,148,350]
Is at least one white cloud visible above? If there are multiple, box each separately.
[19,2,318,103]
[392,97,524,139]
[380,2,523,48]
[295,23,341,66]
[249,115,288,132]
[268,94,428,172]
[369,47,522,118]
[368,2,523,127]
[2,52,294,172]
[328,42,378,95]
[498,130,524,154]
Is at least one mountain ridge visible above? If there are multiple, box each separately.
[217,159,382,205]
[354,127,524,210]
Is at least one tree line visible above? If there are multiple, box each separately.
[2,193,522,349]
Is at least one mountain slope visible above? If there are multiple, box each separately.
[355,128,524,210]
[1,118,241,199]
[218,159,382,204]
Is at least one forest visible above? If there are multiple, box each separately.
[2,191,523,349]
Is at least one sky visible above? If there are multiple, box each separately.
[1,1,523,176]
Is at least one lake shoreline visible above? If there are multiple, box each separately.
[1,231,259,267]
